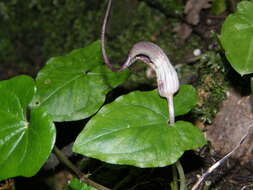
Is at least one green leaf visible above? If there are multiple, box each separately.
[66,178,97,190]
[33,41,129,122]
[0,75,35,109]
[174,84,197,116]
[73,85,205,167]
[0,76,56,180]
[221,1,253,75]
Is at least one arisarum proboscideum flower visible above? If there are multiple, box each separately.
[101,0,179,125]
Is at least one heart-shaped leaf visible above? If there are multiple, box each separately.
[221,1,253,75]
[0,75,35,109]
[0,76,56,180]
[73,85,205,167]
[32,41,129,122]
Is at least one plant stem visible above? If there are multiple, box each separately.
[176,161,187,190]
[53,146,83,178]
[53,146,111,190]
[171,165,179,190]
[167,95,175,125]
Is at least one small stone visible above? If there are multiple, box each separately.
[193,49,201,56]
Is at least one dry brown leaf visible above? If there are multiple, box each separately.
[185,0,212,25]
[206,90,253,164]
[173,23,193,41]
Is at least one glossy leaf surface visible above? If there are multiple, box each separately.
[74,85,205,167]
[33,41,128,121]
[174,84,197,116]
[0,75,35,108]
[221,1,253,75]
[0,76,56,180]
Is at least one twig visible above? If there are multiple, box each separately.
[191,126,253,190]
[53,146,111,190]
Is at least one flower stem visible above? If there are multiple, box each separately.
[167,95,175,125]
